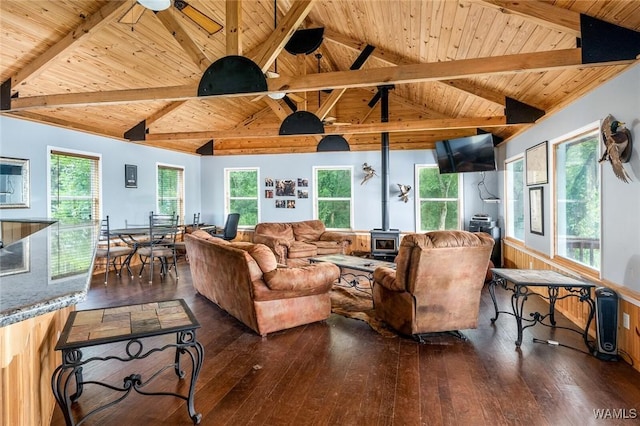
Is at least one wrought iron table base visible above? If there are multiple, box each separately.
[51,331,203,425]
[489,277,595,349]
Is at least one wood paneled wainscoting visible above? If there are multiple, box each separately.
[503,238,640,373]
[0,305,74,425]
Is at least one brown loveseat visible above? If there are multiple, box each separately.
[253,220,353,265]
[372,230,494,339]
[185,230,340,337]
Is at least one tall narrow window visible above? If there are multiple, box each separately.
[50,150,100,221]
[225,168,259,227]
[415,165,461,231]
[314,166,353,230]
[157,164,184,223]
[554,128,601,270]
[505,156,525,240]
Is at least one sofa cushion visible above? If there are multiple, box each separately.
[255,222,295,242]
[292,220,325,242]
[310,240,342,255]
[287,241,317,258]
[263,264,337,291]
[247,244,278,273]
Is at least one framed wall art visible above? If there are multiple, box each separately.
[125,164,137,188]
[525,141,548,185]
[529,186,544,235]
[0,157,30,208]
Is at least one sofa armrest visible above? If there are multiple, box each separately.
[252,234,291,264]
[373,267,404,292]
[263,263,340,291]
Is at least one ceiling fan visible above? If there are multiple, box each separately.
[120,0,223,35]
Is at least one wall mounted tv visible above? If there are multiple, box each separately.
[435,133,497,174]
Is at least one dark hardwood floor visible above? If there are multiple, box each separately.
[50,261,640,425]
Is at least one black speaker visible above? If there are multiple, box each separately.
[594,287,619,361]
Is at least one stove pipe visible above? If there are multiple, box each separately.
[379,85,393,231]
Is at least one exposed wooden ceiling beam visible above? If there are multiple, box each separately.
[4,111,123,140]
[146,116,509,141]
[8,1,131,93]
[9,48,633,111]
[155,8,211,72]
[475,0,581,37]
[251,0,317,72]
[226,0,243,56]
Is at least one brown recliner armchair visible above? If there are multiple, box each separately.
[372,230,495,340]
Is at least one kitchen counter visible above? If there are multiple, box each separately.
[0,219,98,327]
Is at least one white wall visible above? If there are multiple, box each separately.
[497,62,640,292]
[0,116,202,228]
[199,148,500,231]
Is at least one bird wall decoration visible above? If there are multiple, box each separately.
[398,184,411,203]
[361,163,377,185]
[599,114,632,183]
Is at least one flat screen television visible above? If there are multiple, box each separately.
[435,133,496,174]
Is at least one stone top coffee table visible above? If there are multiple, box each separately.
[309,254,396,293]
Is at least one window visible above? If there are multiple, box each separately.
[225,168,259,227]
[157,164,184,222]
[505,156,525,240]
[554,128,601,270]
[415,165,461,231]
[314,166,353,229]
[49,150,100,221]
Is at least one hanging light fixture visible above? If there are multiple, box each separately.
[138,0,171,11]
[314,53,349,151]
[268,0,287,100]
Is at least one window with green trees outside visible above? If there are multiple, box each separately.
[416,165,461,231]
[506,157,525,240]
[225,168,259,226]
[555,128,600,270]
[50,150,100,222]
[157,165,184,222]
[314,166,353,229]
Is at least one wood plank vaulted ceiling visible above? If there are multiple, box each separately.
[1,0,639,156]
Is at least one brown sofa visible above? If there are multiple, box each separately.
[372,230,495,339]
[185,230,340,337]
[253,220,353,265]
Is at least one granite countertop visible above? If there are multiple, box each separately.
[0,220,98,327]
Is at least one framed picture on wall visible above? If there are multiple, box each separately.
[525,141,548,185]
[125,164,137,188]
[0,156,30,208]
[529,186,544,235]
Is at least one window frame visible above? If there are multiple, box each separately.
[312,165,354,230]
[504,154,525,242]
[47,146,102,222]
[224,167,260,228]
[414,164,463,232]
[156,163,185,224]
[551,122,602,276]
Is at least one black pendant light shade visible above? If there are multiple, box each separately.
[284,28,325,55]
[317,134,350,152]
[198,55,268,96]
[279,111,325,135]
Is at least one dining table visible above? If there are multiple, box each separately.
[109,225,180,274]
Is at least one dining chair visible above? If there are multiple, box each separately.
[137,213,179,283]
[95,216,133,285]
[208,213,240,241]
[175,213,201,262]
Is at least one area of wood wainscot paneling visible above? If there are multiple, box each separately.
[1,305,74,426]
[503,238,640,373]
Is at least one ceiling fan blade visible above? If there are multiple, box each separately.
[118,3,146,25]
[285,93,305,103]
[283,96,298,113]
[174,0,223,35]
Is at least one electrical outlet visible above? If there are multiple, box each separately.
[529,261,533,269]
[622,312,630,330]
